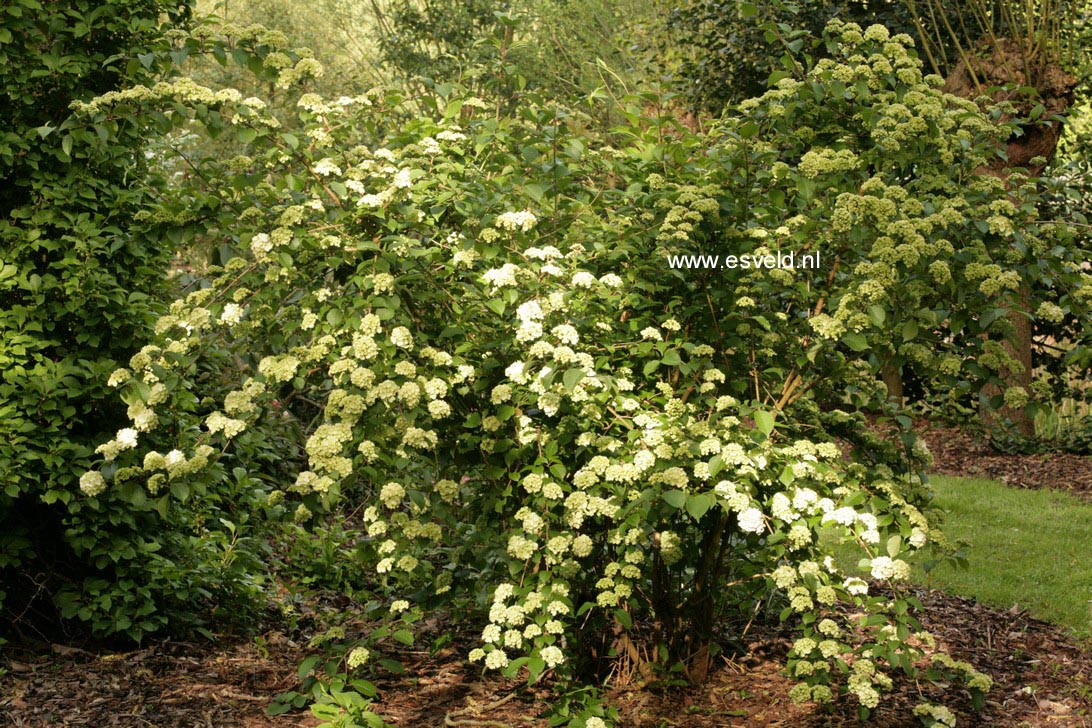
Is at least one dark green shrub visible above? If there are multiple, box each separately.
[78,22,1092,720]
[0,1,305,640]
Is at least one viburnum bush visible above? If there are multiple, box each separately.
[75,19,1089,725]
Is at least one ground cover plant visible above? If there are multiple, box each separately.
[3,2,1092,727]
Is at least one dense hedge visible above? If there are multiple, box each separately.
[5,6,1091,725]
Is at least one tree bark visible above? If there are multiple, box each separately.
[943,39,1076,178]
[882,361,904,406]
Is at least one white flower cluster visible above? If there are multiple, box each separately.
[495,210,538,232]
[868,555,911,581]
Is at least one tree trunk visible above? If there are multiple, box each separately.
[981,287,1036,436]
[943,39,1077,436]
[882,361,904,406]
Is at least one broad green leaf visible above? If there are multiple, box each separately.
[662,489,687,509]
[754,410,775,436]
[843,332,868,351]
[686,493,715,520]
[887,534,902,558]
[563,368,585,392]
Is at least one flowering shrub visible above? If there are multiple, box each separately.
[0,5,331,639]
[74,18,1090,723]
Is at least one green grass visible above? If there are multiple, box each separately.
[827,475,1092,640]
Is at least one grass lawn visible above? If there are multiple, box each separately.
[827,475,1092,640]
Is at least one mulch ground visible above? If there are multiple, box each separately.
[3,422,1091,727]
[608,586,1092,727]
[4,591,1090,727]
[917,420,1092,502]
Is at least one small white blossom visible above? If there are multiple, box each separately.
[737,507,765,534]
[496,210,537,232]
[79,471,107,497]
[571,271,597,288]
[220,303,244,325]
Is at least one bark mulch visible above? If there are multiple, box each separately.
[606,584,1092,727]
[3,588,1090,727]
[1,633,306,727]
[917,420,1092,501]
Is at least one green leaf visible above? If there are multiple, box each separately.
[562,368,585,392]
[662,489,687,509]
[378,658,404,674]
[886,534,902,558]
[686,493,715,520]
[613,608,633,630]
[527,657,547,682]
[754,410,775,436]
[843,332,868,351]
[502,656,529,679]
[661,349,682,366]
[445,97,465,119]
[297,655,320,680]
[980,308,1007,329]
